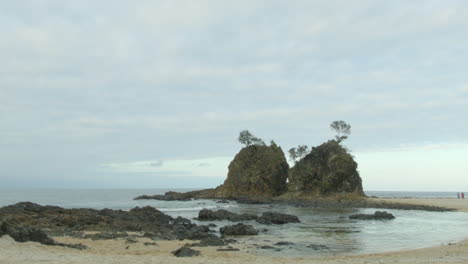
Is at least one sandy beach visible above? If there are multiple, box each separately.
[1,198,467,264]
[374,197,468,213]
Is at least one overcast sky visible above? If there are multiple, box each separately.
[1,1,467,191]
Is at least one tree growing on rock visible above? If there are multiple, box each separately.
[330,120,351,143]
[238,130,265,147]
[288,145,309,163]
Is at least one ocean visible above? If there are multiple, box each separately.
[0,188,467,257]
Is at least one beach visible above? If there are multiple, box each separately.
[1,198,467,264]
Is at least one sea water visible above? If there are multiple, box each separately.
[0,188,467,257]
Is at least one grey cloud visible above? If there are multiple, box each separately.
[1,1,468,187]
[150,161,164,167]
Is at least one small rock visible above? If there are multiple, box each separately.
[172,247,201,257]
[307,244,330,250]
[274,241,295,246]
[217,248,240,251]
[349,211,395,220]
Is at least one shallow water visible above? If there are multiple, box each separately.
[0,188,467,257]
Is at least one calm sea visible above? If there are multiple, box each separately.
[0,188,467,257]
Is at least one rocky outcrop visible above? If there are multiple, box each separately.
[0,202,213,241]
[287,140,364,197]
[134,189,215,201]
[197,209,257,222]
[349,211,395,220]
[220,223,258,236]
[214,145,289,198]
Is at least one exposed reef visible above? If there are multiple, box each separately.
[197,209,300,225]
[0,202,216,241]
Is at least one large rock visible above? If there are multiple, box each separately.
[288,140,364,197]
[214,145,289,198]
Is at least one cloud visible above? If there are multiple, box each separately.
[1,1,468,188]
[100,157,231,178]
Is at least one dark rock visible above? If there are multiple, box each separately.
[288,140,364,197]
[173,225,212,240]
[234,196,271,204]
[208,223,217,228]
[217,248,240,251]
[274,241,295,246]
[173,216,192,226]
[260,245,281,251]
[134,189,217,201]
[55,242,88,250]
[349,211,395,220]
[172,247,201,257]
[307,244,330,250]
[0,222,87,250]
[220,223,258,236]
[213,145,289,198]
[128,206,174,225]
[216,200,229,203]
[0,222,55,245]
[256,212,300,225]
[126,237,138,244]
[191,235,225,247]
[0,202,213,242]
[144,242,158,246]
[84,232,129,240]
[134,191,193,201]
[197,209,257,222]
[224,238,237,243]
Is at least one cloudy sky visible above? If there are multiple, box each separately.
[1,1,467,191]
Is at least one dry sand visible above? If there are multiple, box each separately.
[1,198,468,264]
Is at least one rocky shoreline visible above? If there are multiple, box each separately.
[134,190,455,212]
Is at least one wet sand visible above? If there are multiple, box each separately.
[1,198,467,264]
[373,197,468,213]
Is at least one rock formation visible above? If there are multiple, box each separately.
[287,140,364,197]
[213,144,289,198]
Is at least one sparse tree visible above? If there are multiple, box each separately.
[238,130,265,147]
[270,140,278,147]
[289,145,309,163]
[288,147,298,163]
[251,136,266,146]
[330,120,351,143]
[296,145,309,159]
